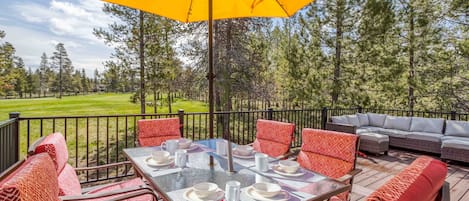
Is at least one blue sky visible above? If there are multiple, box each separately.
[0,0,114,76]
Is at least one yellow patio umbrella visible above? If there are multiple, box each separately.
[102,0,314,172]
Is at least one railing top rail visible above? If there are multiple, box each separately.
[0,118,16,126]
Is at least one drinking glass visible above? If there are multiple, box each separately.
[174,149,187,167]
[225,180,241,201]
[255,153,268,172]
[216,140,227,156]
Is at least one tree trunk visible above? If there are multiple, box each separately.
[139,11,146,114]
[408,5,415,112]
[332,0,344,106]
[167,91,172,113]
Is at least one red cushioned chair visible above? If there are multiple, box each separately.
[137,118,181,146]
[250,119,295,158]
[0,153,156,201]
[297,128,361,201]
[366,156,449,201]
[28,132,155,200]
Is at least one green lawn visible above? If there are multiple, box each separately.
[0,93,208,119]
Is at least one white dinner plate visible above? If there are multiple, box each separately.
[245,186,290,201]
[272,165,306,177]
[183,188,224,201]
[144,156,174,167]
[232,149,255,159]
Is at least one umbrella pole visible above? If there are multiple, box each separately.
[208,0,214,168]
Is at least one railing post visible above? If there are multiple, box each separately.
[267,108,273,120]
[451,111,457,120]
[357,106,363,113]
[9,112,20,162]
[321,107,328,129]
[178,109,184,137]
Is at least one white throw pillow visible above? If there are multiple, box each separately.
[331,116,349,124]
[356,113,369,127]
[410,117,444,134]
[367,113,387,127]
[383,116,412,131]
[346,115,360,127]
[445,120,469,137]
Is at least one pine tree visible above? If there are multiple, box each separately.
[51,43,73,98]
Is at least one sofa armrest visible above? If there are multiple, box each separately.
[336,169,362,183]
[60,185,157,201]
[326,122,357,134]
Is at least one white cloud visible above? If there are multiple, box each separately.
[0,0,115,75]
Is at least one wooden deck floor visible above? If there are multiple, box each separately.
[350,149,469,201]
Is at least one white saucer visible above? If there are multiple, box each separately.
[144,156,174,167]
[272,165,305,177]
[232,149,255,159]
[183,188,224,201]
[245,186,290,201]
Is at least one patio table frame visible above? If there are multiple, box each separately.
[123,139,351,201]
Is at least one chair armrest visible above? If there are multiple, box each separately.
[75,161,132,171]
[246,142,253,146]
[336,169,362,183]
[27,136,46,156]
[60,185,157,201]
[276,149,300,160]
[325,122,357,134]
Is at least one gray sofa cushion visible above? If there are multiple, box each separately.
[442,140,469,150]
[445,120,469,137]
[379,129,411,138]
[357,113,369,127]
[346,115,360,127]
[410,117,444,134]
[367,113,387,127]
[442,136,469,143]
[407,132,443,143]
[331,116,349,124]
[357,126,385,134]
[383,116,412,131]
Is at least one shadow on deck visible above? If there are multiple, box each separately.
[351,149,469,201]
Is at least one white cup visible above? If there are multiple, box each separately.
[225,180,241,201]
[151,150,170,163]
[255,153,269,172]
[175,149,187,168]
[162,139,179,155]
[216,140,227,156]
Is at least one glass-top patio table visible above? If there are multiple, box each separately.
[123,139,350,201]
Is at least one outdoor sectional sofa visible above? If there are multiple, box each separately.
[329,113,469,163]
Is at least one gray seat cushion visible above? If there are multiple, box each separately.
[367,113,387,127]
[346,115,360,127]
[410,117,444,134]
[331,116,349,124]
[445,120,469,138]
[359,132,389,143]
[442,140,469,150]
[379,129,411,138]
[383,116,412,131]
[441,136,469,143]
[357,126,384,134]
[407,132,443,143]
[357,113,369,127]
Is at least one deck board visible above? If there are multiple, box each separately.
[351,149,469,201]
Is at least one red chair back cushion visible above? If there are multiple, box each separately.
[138,118,181,146]
[0,153,59,201]
[367,156,447,201]
[34,132,69,174]
[253,119,295,157]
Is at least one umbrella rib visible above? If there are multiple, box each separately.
[186,0,194,23]
[274,0,290,16]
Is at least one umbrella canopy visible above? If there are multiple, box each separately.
[102,0,313,23]
[102,0,314,172]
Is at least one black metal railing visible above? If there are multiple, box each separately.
[3,107,469,183]
[0,113,19,173]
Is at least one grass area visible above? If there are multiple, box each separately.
[0,93,208,119]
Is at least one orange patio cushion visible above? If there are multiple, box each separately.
[0,153,59,201]
[253,119,295,157]
[367,156,447,201]
[138,118,181,146]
